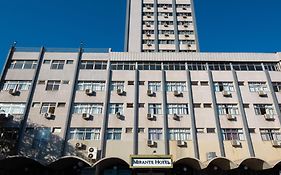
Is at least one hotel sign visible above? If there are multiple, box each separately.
[130,155,173,168]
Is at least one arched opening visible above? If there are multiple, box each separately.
[48,156,92,175]
[0,156,45,175]
[93,157,131,175]
[172,158,205,175]
[206,157,238,175]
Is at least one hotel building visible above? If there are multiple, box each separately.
[0,0,281,175]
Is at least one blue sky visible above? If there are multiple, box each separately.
[0,0,281,69]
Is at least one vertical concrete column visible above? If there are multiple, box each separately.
[16,47,45,153]
[100,60,112,158]
[172,0,180,52]
[161,70,169,154]
[0,45,15,82]
[186,70,199,158]
[263,69,281,126]
[207,67,225,157]
[231,67,255,157]
[61,47,83,155]
[124,0,131,52]
[154,0,159,52]
[133,65,139,155]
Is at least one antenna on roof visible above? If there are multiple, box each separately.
[80,41,84,48]
[12,41,17,47]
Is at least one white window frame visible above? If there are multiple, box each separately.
[69,128,101,140]
[106,128,122,140]
[40,103,56,114]
[166,81,186,92]
[214,82,234,92]
[148,104,162,114]
[168,128,191,141]
[109,104,124,114]
[248,82,268,92]
[254,104,275,115]
[148,128,162,140]
[222,128,244,141]
[218,104,239,115]
[111,81,125,91]
[167,104,188,115]
[0,103,25,115]
[73,103,103,114]
[148,81,161,92]
[3,81,31,91]
[77,81,105,91]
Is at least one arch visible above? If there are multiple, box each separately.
[0,155,45,170]
[235,158,272,171]
[93,157,130,172]
[174,157,206,170]
[271,159,281,168]
[207,157,238,170]
[48,156,92,170]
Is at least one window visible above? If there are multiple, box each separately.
[272,82,281,92]
[194,103,201,108]
[260,129,281,141]
[214,82,234,92]
[203,103,212,108]
[111,62,136,70]
[128,81,134,85]
[0,103,25,114]
[106,128,122,140]
[33,128,51,148]
[51,60,65,70]
[69,128,100,140]
[127,103,134,108]
[148,104,162,114]
[254,104,274,115]
[46,80,60,91]
[138,128,145,133]
[200,81,209,86]
[187,62,207,70]
[0,127,19,152]
[168,128,191,140]
[248,82,268,92]
[73,103,103,114]
[207,128,216,133]
[167,104,188,115]
[66,60,74,64]
[77,81,105,91]
[166,82,186,91]
[80,61,107,70]
[125,128,133,133]
[139,103,145,108]
[232,63,263,71]
[218,104,239,115]
[148,81,161,92]
[43,60,51,64]
[57,103,66,108]
[40,103,56,114]
[9,60,37,69]
[38,80,45,85]
[139,81,145,85]
[109,104,124,114]
[111,81,125,91]
[3,81,31,91]
[196,128,204,133]
[148,128,162,140]
[163,62,186,70]
[222,128,244,140]
[263,63,281,71]
[138,62,161,70]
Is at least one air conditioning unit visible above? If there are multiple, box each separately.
[116,112,122,119]
[75,142,84,149]
[183,15,187,18]
[182,7,187,10]
[173,113,180,120]
[163,5,167,9]
[85,89,94,96]
[147,140,156,147]
[184,34,189,37]
[147,89,154,96]
[117,88,124,95]
[164,24,169,27]
[226,114,236,121]
[147,113,155,120]
[173,90,182,97]
[272,140,281,147]
[222,90,232,97]
[231,140,241,147]
[165,33,169,37]
[258,90,267,97]
[177,140,186,147]
[146,6,151,10]
[44,113,55,120]
[82,113,92,120]
[206,152,217,160]
[9,89,18,95]
[164,15,168,18]
[146,33,151,37]
[147,15,151,18]
[87,147,98,160]
[145,23,151,27]
[264,114,275,121]
[183,24,188,28]
[147,43,152,46]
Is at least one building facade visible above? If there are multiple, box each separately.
[0,0,281,174]
[0,47,281,175]
[125,0,199,52]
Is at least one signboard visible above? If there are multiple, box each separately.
[130,155,173,168]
